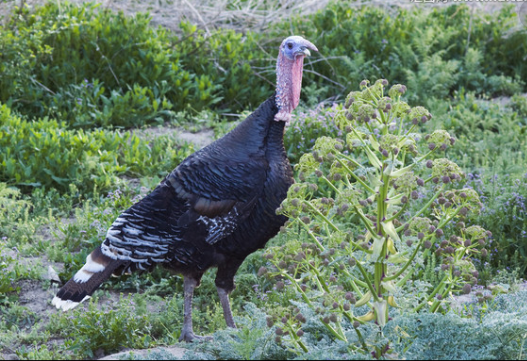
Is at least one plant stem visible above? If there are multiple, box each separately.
[339,153,363,168]
[319,317,347,342]
[414,273,449,312]
[354,326,370,354]
[297,219,325,251]
[385,201,408,223]
[336,157,375,193]
[384,235,431,282]
[355,260,380,302]
[281,272,313,308]
[302,201,340,232]
[353,204,376,236]
[321,175,341,194]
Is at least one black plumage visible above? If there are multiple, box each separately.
[53,35,318,341]
[103,95,292,274]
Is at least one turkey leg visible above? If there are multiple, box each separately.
[179,276,211,342]
[217,286,236,328]
[215,260,243,329]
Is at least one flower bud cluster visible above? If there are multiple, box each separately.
[277,183,317,217]
[329,160,350,181]
[452,188,483,215]
[426,130,455,151]
[388,84,407,98]
[344,91,362,109]
[335,187,363,216]
[431,158,464,184]
[393,171,417,194]
[377,97,393,113]
[406,217,433,237]
[345,129,368,148]
[463,225,491,244]
[408,106,431,125]
[309,197,335,217]
[431,188,483,219]
[313,136,344,161]
[379,134,399,155]
[361,79,385,101]
[347,103,377,123]
[344,80,387,123]
[268,306,310,344]
[451,259,480,286]
[296,153,320,175]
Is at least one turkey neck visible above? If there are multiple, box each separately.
[265,117,288,160]
[217,96,284,156]
[275,52,305,121]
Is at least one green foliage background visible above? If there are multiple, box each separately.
[0,0,526,359]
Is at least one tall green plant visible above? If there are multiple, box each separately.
[264,79,489,356]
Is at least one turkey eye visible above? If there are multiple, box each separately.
[287,43,293,49]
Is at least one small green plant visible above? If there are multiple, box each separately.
[391,290,527,360]
[0,182,40,255]
[426,91,527,174]
[0,242,18,303]
[264,79,489,356]
[511,94,527,120]
[49,294,154,358]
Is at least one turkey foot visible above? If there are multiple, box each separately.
[179,330,213,343]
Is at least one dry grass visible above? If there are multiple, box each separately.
[0,0,330,32]
[1,0,522,33]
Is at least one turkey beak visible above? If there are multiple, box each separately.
[297,40,318,57]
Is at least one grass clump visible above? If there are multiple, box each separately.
[48,295,155,358]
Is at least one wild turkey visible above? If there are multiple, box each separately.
[52,35,318,342]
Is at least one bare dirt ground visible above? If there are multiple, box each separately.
[132,126,215,149]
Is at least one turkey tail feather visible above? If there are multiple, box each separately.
[52,246,126,311]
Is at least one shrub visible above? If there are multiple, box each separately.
[466,173,527,276]
[0,2,271,127]
[0,2,184,127]
[0,104,194,194]
[264,79,488,356]
[427,91,527,174]
[391,290,527,360]
[272,3,527,103]
[0,182,37,247]
[49,295,155,358]
[0,241,18,303]
[3,1,526,128]
[47,79,175,129]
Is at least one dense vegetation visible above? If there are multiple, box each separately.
[0,0,526,359]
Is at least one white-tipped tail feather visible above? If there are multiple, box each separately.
[52,246,125,312]
[72,254,106,284]
[52,295,90,311]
